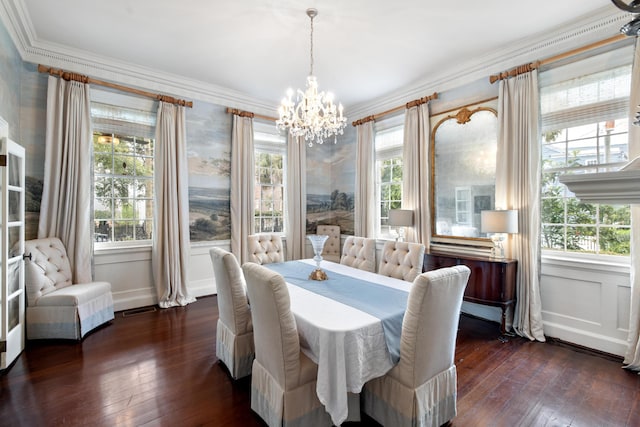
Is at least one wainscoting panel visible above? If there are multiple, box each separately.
[540,255,630,356]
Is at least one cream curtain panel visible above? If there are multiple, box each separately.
[286,134,307,260]
[152,101,195,308]
[402,103,431,245]
[495,70,545,341]
[230,114,255,264]
[624,39,640,371]
[38,75,93,283]
[355,121,376,237]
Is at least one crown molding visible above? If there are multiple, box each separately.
[348,6,632,119]
[0,0,279,116]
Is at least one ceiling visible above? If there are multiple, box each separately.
[3,0,630,114]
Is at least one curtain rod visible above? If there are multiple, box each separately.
[351,92,438,127]
[226,107,277,122]
[489,34,628,83]
[38,64,193,108]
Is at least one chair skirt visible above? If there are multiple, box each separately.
[362,365,457,427]
[216,318,254,379]
[26,282,114,340]
[250,358,332,427]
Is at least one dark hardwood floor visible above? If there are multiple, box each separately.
[2,296,639,426]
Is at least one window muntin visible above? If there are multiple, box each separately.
[375,122,404,238]
[254,125,286,234]
[91,94,156,248]
[93,132,154,244]
[540,63,631,256]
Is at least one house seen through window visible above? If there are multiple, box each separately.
[540,51,632,256]
[254,123,286,234]
[375,118,404,238]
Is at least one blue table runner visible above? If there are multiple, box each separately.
[265,261,408,364]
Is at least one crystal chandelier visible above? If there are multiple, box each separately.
[276,8,347,146]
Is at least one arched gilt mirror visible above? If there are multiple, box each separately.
[430,102,498,242]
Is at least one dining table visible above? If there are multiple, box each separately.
[264,259,411,426]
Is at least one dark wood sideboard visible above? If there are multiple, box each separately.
[423,252,517,334]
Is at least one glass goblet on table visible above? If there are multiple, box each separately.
[307,234,329,281]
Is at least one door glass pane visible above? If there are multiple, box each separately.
[8,190,20,222]
[8,260,19,294]
[8,295,19,332]
[8,226,20,258]
[8,152,21,187]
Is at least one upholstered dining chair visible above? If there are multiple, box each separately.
[340,236,376,273]
[24,237,114,340]
[209,247,254,379]
[378,241,425,282]
[362,265,471,427]
[247,234,285,264]
[316,224,341,263]
[242,262,332,427]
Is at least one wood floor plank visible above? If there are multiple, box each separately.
[2,296,640,426]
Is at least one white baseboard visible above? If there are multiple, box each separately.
[543,320,628,357]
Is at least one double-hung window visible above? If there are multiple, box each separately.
[91,91,156,247]
[375,115,404,238]
[253,122,286,234]
[540,46,632,256]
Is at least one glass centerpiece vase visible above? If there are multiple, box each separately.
[307,234,329,281]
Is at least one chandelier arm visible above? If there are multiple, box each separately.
[611,0,640,13]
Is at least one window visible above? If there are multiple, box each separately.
[91,92,156,246]
[254,122,286,234]
[540,48,632,256]
[375,116,404,237]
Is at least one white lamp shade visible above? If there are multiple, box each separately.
[481,210,518,234]
[388,209,414,227]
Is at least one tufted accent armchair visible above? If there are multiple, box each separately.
[340,236,376,273]
[247,234,285,265]
[317,225,341,263]
[24,237,114,340]
[378,241,425,282]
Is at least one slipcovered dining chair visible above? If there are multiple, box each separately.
[24,237,114,340]
[209,247,254,379]
[242,262,332,427]
[247,234,285,264]
[378,241,425,282]
[362,265,471,427]
[316,224,341,263]
[340,236,376,273]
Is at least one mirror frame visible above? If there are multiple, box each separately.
[430,103,498,244]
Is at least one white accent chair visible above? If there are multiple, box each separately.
[210,247,254,379]
[378,241,425,282]
[248,234,285,264]
[362,265,471,427]
[316,225,341,263]
[242,262,332,427]
[340,236,376,273]
[24,237,114,340]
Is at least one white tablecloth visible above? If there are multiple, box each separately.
[286,259,411,426]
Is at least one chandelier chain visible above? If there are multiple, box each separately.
[309,12,314,76]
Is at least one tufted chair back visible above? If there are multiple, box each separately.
[340,236,376,273]
[24,237,74,306]
[247,234,284,265]
[378,241,425,282]
[317,225,341,263]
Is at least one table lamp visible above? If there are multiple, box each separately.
[388,209,413,242]
[481,209,518,259]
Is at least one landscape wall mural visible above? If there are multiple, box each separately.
[306,124,356,235]
[186,102,232,242]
